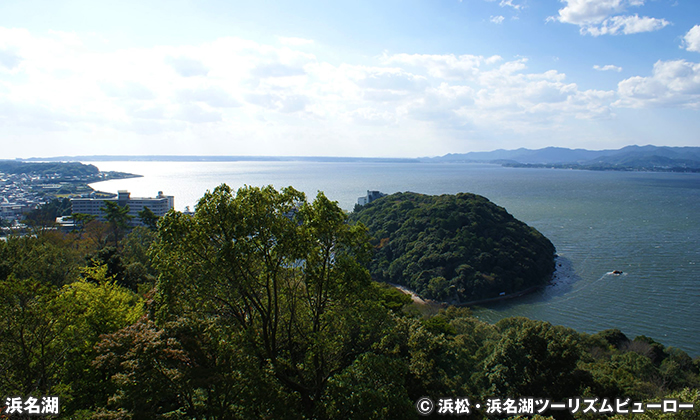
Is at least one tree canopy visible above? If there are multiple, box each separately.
[0,185,697,419]
[149,184,397,418]
[349,192,556,302]
[100,201,133,247]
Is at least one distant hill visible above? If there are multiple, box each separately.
[436,147,614,164]
[0,160,99,176]
[429,145,700,172]
[18,145,700,172]
[21,155,420,163]
[349,192,556,304]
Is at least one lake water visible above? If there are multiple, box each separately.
[87,161,700,356]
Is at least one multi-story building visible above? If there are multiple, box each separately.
[0,203,36,224]
[71,190,174,227]
[357,190,386,206]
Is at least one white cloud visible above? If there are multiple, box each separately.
[473,59,599,120]
[582,14,669,36]
[552,0,670,36]
[491,15,505,24]
[594,64,623,72]
[175,103,222,123]
[101,81,156,100]
[165,56,210,77]
[355,68,428,92]
[0,48,21,70]
[485,0,523,10]
[382,53,502,80]
[10,25,698,157]
[244,91,310,113]
[250,63,306,78]
[127,105,166,120]
[556,0,631,25]
[349,108,397,126]
[499,0,523,10]
[177,87,241,108]
[0,26,617,144]
[682,25,700,53]
[278,37,314,46]
[615,60,700,108]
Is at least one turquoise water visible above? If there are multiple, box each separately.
[88,161,700,356]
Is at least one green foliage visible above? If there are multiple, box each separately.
[349,192,556,302]
[374,282,413,313]
[421,314,456,336]
[25,198,72,226]
[94,317,255,420]
[54,270,144,413]
[85,241,156,293]
[593,328,631,349]
[60,266,144,341]
[0,232,82,287]
[482,318,589,400]
[120,225,159,293]
[0,276,64,396]
[322,353,415,420]
[0,265,143,415]
[101,201,133,247]
[1,186,697,419]
[138,206,159,230]
[149,184,396,417]
[71,212,97,231]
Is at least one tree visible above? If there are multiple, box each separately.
[482,317,589,400]
[150,184,394,418]
[0,276,65,396]
[120,226,159,293]
[100,201,133,247]
[82,219,110,250]
[138,206,159,231]
[0,232,82,287]
[349,192,556,303]
[25,198,72,228]
[322,353,413,420]
[70,212,96,237]
[54,266,144,414]
[0,264,143,416]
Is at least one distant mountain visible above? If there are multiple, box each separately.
[430,145,700,172]
[18,146,700,172]
[437,147,615,164]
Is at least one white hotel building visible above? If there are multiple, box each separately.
[71,190,174,227]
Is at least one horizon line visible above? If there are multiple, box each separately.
[7,143,695,162]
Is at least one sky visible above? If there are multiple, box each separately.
[1,0,699,158]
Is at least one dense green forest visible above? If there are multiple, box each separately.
[1,185,697,419]
[349,192,556,303]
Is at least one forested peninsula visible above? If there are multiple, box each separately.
[350,192,556,303]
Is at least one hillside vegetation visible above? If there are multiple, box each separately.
[1,185,697,419]
[350,192,556,303]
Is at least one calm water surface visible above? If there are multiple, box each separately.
[88,161,700,356]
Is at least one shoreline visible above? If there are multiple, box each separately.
[388,282,546,309]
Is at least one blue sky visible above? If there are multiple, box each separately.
[1,0,699,158]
